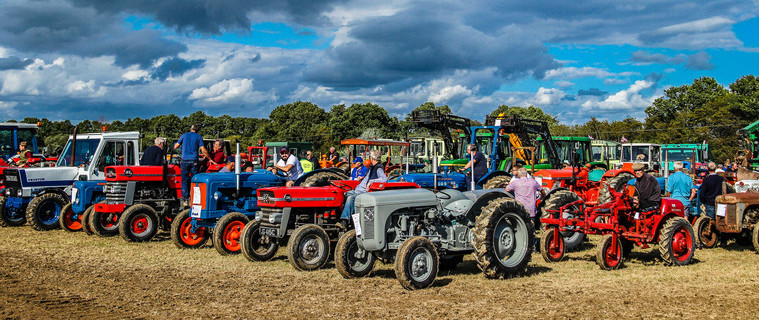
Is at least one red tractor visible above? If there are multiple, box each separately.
[240,180,418,271]
[88,164,182,241]
[540,179,696,270]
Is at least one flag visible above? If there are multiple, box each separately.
[621,136,628,143]
[588,135,594,140]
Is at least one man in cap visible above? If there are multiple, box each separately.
[632,163,661,210]
[267,147,303,187]
[350,156,368,180]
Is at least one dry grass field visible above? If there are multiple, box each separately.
[1,226,758,319]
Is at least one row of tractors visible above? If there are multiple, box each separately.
[1,114,757,290]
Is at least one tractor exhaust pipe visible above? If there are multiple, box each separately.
[235,143,241,193]
[432,143,438,191]
[70,125,78,167]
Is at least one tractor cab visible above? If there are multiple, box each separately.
[591,140,621,169]
[339,139,410,178]
[661,143,710,175]
[619,143,661,175]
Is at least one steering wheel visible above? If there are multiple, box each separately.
[330,180,353,191]
[434,189,452,199]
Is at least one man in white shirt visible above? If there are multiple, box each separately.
[267,147,303,187]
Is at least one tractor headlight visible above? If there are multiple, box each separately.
[255,214,262,221]
[5,189,10,196]
[17,189,22,197]
[268,212,281,224]
[213,191,221,201]
[363,207,374,222]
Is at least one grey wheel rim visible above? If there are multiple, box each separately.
[493,213,528,268]
[299,234,326,265]
[347,239,372,272]
[409,247,433,282]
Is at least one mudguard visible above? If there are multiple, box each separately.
[293,168,348,186]
[463,189,513,223]
[477,170,512,188]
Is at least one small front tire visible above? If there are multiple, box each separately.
[394,236,439,290]
[212,212,249,255]
[287,224,331,271]
[119,204,159,242]
[171,209,208,249]
[240,220,279,261]
[335,229,375,278]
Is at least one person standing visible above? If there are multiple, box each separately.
[665,161,696,214]
[174,124,214,202]
[459,144,487,190]
[140,137,166,166]
[506,167,544,238]
[699,162,726,219]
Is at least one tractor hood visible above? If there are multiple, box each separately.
[257,185,345,208]
[2,167,80,197]
[105,165,181,182]
[395,172,467,190]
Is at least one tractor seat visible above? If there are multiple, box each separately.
[640,205,660,214]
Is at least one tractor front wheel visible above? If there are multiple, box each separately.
[171,209,208,249]
[473,197,533,278]
[287,224,331,271]
[240,220,279,262]
[0,196,26,227]
[212,212,249,255]
[81,204,96,235]
[119,204,159,242]
[395,236,439,290]
[26,193,66,231]
[335,229,375,278]
[596,234,624,270]
[59,203,82,232]
[89,208,120,237]
[540,227,565,262]
[659,217,696,266]
[694,216,718,248]
[540,189,585,251]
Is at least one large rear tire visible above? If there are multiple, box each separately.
[597,172,634,204]
[212,212,249,255]
[752,226,759,254]
[300,171,349,187]
[596,234,623,270]
[287,224,331,271]
[694,216,718,248]
[119,204,159,242]
[473,197,533,279]
[26,193,66,231]
[89,207,120,237]
[0,196,26,227]
[59,203,82,232]
[240,220,279,261]
[171,209,208,249]
[335,229,375,278]
[540,189,585,251]
[483,176,511,190]
[394,236,439,290]
[658,217,696,266]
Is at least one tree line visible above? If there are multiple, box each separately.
[8,75,758,162]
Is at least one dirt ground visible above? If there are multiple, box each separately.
[1,227,758,319]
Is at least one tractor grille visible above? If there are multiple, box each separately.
[3,169,21,189]
[360,207,374,240]
[726,203,738,226]
[259,207,283,228]
[105,181,128,204]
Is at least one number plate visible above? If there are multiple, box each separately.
[716,204,727,217]
[352,213,362,236]
[70,188,78,203]
[190,205,201,218]
[261,227,278,237]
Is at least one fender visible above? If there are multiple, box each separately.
[464,189,514,223]
[536,187,572,212]
[651,213,684,242]
[293,168,347,186]
[71,180,106,214]
[477,170,512,187]
[34,187,69,202]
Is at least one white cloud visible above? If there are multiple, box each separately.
[428,85,472,103]
[582,79,656,111]
[122,70,149,81]
[554,80,574,88]
[530,87,567,106]
[189,78,254,102]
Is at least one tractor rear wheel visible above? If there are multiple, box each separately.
[483,176,511,189]
[287,224,331,271]
[473,197,533,279]
[335,229,375,278]
[212,212,249,255]
[694,216,718,248]
[59,203,82,232]
[752,226,759,254]
[240,220,279,261]
[0,196,26,227]
[171,209,208,249]
[300,171,349,187]
[658,217,695,266]
[337,163,351,175]
[597,172,635,204]
[81,204,96,235]
[395,236,439,290]
[119,204,159,242]
[26,193,66,231]
[89,207,120,237]
[540,189,585,251]
[596,234,624,270]
[540,227,565,262]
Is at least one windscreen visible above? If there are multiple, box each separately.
[56,139,100,167]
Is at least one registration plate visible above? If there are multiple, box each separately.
[190,205,202,218]
[261,227,278,237]
[70,188,78,203]
[352,213,362,236]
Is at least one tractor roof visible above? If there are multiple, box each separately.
[340,139,409,147]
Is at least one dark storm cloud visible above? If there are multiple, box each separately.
[630,50,713,70]
[304,4,559,89]
[0,1,186,68]
[72,0,347,34]
[0,56,34,70]
[150,57,206,81]
[578,88,607,96]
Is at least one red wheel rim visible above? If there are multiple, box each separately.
[672,226,693,261]
[180,218,206,246]
[604,239,622,268]
[100,213,119,230]
[546,230,564,260]
[222,220,245,252]
[130,214,150,236]
[62,208,82,230]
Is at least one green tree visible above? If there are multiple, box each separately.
[328,102,401,146]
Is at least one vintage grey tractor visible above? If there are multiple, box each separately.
[334,188,534,290]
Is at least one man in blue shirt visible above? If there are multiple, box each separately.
[459,144,487,190]
[174,124,214,201]
[665,161,696,214]
[350,157,368,180]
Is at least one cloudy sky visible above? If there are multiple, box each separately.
[0,0,757,124]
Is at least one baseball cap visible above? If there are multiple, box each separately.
[353,157,363,163]
[279,147,288,153]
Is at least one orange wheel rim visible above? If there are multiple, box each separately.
[180,218,205,246]
[223,220,245,251]
[63,208,82,230]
